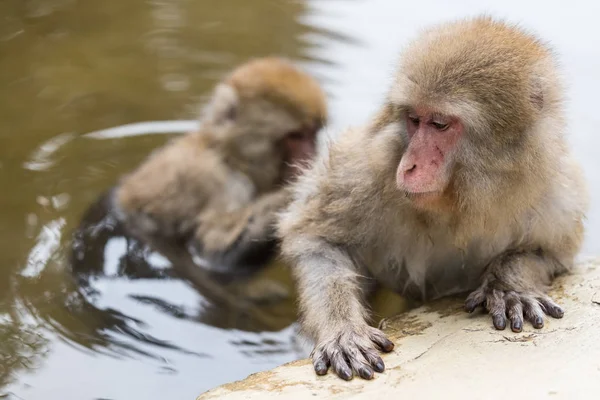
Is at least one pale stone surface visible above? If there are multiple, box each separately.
[198,259,600,400]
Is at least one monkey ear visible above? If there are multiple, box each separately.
[202,83,240,126]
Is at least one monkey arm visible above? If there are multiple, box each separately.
[283,237,394,380]
[191,189,290,272]
[464,177,586,333]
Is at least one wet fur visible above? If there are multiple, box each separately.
[114,57,327,269]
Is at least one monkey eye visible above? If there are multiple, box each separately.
[287,131,306,141]
[407,115,420,125]
[431,121,449,131]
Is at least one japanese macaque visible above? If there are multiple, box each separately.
[277,16,589,380]
[113,57,327,274]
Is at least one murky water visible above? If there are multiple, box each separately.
[1,0,599,399]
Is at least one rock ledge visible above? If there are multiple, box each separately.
[198,259,600,400]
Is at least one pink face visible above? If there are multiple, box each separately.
[280,126,318,183]
[396,107,463,199]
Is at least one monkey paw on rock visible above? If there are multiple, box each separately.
[311,326,394,381]
[464,286,564,333]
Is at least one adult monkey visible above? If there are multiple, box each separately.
[277,16,588,380]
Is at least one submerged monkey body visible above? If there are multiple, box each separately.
[112,57,327,271]
[277,16,588,381]
[115,131,260,240]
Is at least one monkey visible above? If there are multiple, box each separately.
[276,16,589,381]
[68,57,328,336]
[111,56,328,275]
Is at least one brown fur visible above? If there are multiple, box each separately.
[277,16,588,381]
[114,57,327,267]
[227,57,327,127]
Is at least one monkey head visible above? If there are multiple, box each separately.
[385,17,557,212]
[201,57,328,190]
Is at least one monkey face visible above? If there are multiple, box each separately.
[233,98,321,186]
[395,107,462,206]
[279,124,319,183]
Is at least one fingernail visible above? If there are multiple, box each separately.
[534,317,544,328]
[493,315,506,330]
[339,368,353,381]
[374,361,385,372]
[554,307,564,318]
[511,321,522,332]
[314,362,327,375]
[383,339,395,352]
[359,367,374,380]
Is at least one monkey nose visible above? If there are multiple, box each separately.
[404,164,417,174]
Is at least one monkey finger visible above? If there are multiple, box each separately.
[312,351,330,376]
[464,288,486,313]
[346,345,375,379]
[521,297,545,329]
[537,296,564,319]
[485,289,507,330]
[348,352,375,380]
[354,365,374,380]
[505,291,524,333]
[330,349,353,381]
[361,347,386,373]
[368,328,395,352]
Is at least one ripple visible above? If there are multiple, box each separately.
[82,120,198,139]
[22,218,66,278]
[23,133,76,171]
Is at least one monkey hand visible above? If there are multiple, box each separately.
[464,282,564,333]
[194,210,251,254]
[311,326,394,381]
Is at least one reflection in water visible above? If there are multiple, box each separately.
[3,0,600,399]
[0,0,353,398]
[82,120,198,139]
[0,313,49,389]
[23,133,76,172]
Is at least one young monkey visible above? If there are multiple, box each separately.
[277,17,589,380]
[113,57,328,273]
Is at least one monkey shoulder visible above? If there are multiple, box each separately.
[516,159,588,259]
[114,133,230,236]
[279,128,388,245]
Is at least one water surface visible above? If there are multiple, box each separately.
[1,0,599,399]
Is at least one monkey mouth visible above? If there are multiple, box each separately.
[403,190,445,206]
[404,189,443,198]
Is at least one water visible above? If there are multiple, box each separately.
[1,0,599,399]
